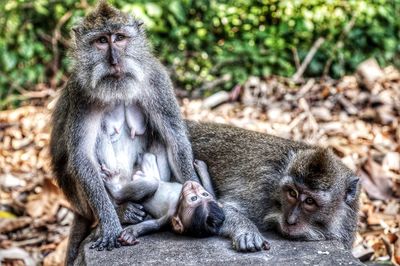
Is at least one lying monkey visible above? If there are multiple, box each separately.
[101,153,225,244]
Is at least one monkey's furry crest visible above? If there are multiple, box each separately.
[77,1,135,33]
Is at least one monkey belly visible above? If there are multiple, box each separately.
[98,104,148,179]
[110,129,147,179]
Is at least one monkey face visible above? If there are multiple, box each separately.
[171,181,225,237]
[275,174,359,242]
[278,178,329,240]
[177,181,214,226]
[70,2,150,104]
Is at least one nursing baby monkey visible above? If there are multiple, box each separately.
[101,153,225,244]
[96,105,224,242]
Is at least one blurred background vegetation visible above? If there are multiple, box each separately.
[0,0,399,107]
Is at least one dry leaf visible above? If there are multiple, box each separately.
[0,247,36,266]
[43,237,68,266]
[361,159,393,200]
[26,179,62,220]
[0,217,32,234]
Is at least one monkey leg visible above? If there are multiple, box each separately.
[105,173,159,203]
[65,214,91,266]
[220,204,270,252]
[141,153,161,180]
[193,159,216,197]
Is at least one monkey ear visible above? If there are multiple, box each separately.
[136,19,144,27]
[171,216,184,234]
[71,25,83,36]
[345,176,360,205]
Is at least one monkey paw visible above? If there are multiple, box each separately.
[118,226,140,246]
[232,232,270,252]
[100,164,120,181]
[132,170,146,181]
[90,225,122,251]
[117,202,146,224]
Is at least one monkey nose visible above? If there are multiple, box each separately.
[286,215,298,225]
[111,65,122,77]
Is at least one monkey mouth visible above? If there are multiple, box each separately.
[102,72,135,82]
[109,66,123,79]
[278,222,307,239]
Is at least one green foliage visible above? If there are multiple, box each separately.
[0,0,399,101]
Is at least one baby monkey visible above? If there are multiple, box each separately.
[102,153,225,244]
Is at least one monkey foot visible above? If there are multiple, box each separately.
[89,231,122,251]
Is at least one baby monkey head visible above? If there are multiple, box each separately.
[276,148,360,244]
[172,181,225,238]
[70,1,150,103]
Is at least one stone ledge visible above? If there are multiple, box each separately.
[75,231,363,265]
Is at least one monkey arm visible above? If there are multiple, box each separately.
[119,215,170,245]
[143,64,199,184]
[194,159,216,197]
[66,101,122,250]
[219,203,270,252]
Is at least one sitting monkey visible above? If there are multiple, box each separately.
[101,153,225,244]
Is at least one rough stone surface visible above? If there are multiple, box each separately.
[75,231,363,265]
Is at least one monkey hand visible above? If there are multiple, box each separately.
[100,164,121,181]
[117,202,147,224]
[90,221,123,251]
[232,229,270,252]
[118,225,140,246]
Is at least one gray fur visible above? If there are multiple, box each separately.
[50,2,197,264]
[187,121,360,250]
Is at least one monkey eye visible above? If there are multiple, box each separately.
[115,34,126,42]
[305,197,315,205]
[288,189,297,199]
[202,192,209,197]
[97,36,108,44]
[190,196,198,201]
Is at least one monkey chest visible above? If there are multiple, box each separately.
[99,103,148,177]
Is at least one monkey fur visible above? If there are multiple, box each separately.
[102,153,224,243]
[187,121,360,251]
[50,2,198,264]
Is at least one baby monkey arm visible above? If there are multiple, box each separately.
[118,215,170,245]
[194,159,216,198]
